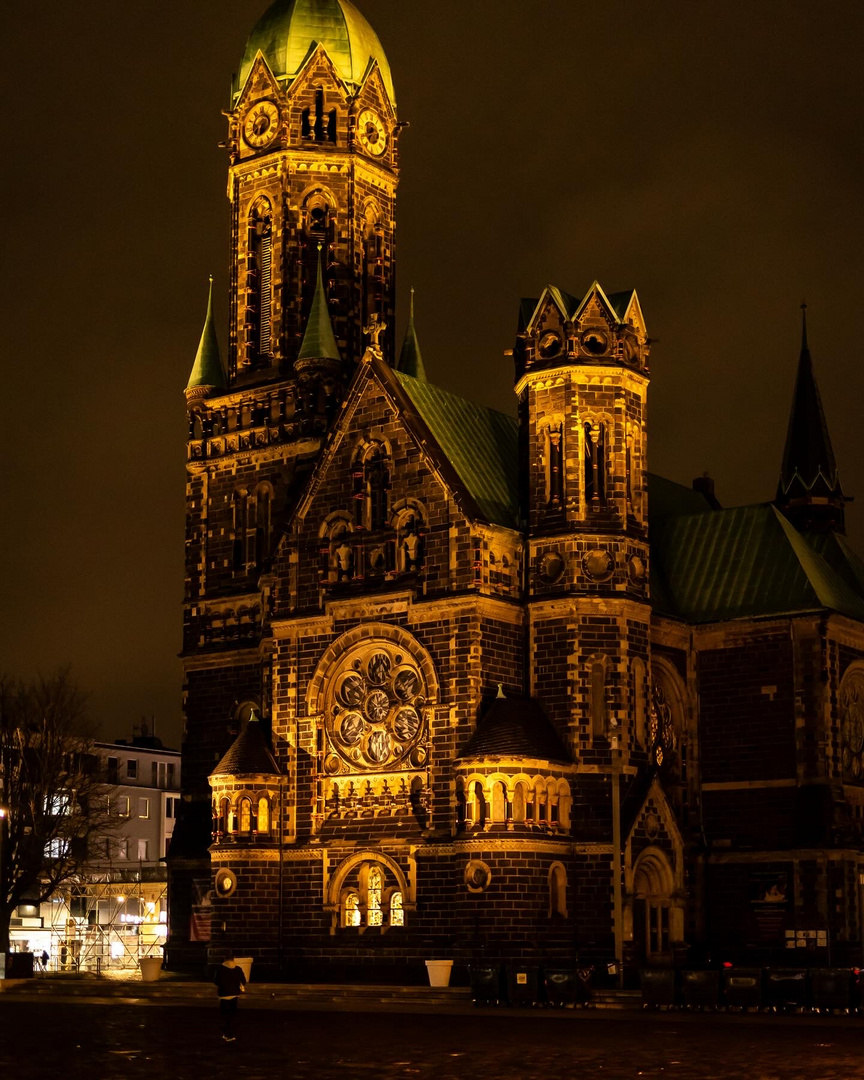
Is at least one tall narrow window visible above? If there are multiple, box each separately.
[367,446,388,530]
[232,490,247,572]
[344,892,361,927]
[584,422,606,505]
[547,424,564,507]
[239,798,252,833]
[246,198,273,363]
[257,797,270,834]
[633,657,647,745]
[591,657,607,739]
[255,486,272,570]
[220,797,231,835]
[390,891,404,927]
[549,864,567,917]
[367,866,383,927]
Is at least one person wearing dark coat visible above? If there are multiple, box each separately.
[213,950,247,1041]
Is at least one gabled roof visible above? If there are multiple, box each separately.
[211,716,280,777]
[459,693,571,764]
[650,501,864,623]
[521,281,642,334]
[394,371,520,529]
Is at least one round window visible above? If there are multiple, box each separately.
[215,868,238,898]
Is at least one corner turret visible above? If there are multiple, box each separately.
[185,277,226,405]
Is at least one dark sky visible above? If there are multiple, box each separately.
[2,1,863,747]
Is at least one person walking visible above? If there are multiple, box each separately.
[213,949,246,1042]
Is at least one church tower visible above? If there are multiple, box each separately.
[170,0,400,969]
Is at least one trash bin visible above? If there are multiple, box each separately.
[469,963,503,1006]
[639,968,676,1008]
[723,968,762,1010]
[764,968,808,1011]
[507,964,540,1006]
[544,968,578,1007]
[680,969,719,1009]
[810,969,853,1012]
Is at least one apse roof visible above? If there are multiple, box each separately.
[211,717,281,777]
[460,694,571,764]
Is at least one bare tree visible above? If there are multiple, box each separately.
[0,671,114,952]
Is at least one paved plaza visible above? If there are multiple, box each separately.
[1,999,863,1079]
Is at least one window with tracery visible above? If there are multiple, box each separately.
[239,797,253,833]
[257,796,270,834]
[367,866,383,927]
[353,444,390,531]
[390,891,404,927]
[841,667,864,783]
[344,891,361,927]
[340,862,406,928]
[649,681,678,770]
[546,424,564,508]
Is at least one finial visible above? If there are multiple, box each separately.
[800,301,808,353]
[496,684,505,699]
[363,313,387,351]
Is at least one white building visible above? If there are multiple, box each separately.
[9,735,181,972]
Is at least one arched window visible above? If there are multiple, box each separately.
[546,424,564,507]
[549,863,567,917]
[471,782,487,828]
[362,205,384,328]
[302,190,334,313]
[257,797,270,834]
[633,657,647,746]
[220,797,231,836]
[246,198,273,363]
[232,490,248,573]
[584,421,607,506]
[492,781,507,823]
[535,781,546,823]
[513,782,526,823]
[390,890,404,927]
[301,87,337,144]
[367,866,383,927]
[239,798,252,833]
[343,891,361,927]
[353,443,390,531]
[396,510,424,573]
[254,486,272,570]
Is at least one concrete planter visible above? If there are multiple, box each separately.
[139,957,163,982]
[425,960,453,987]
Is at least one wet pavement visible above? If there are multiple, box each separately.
[3,1000,864,1079]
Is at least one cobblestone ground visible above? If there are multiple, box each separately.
[1,1002,863,1079]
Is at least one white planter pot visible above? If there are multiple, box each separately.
[234,957,253,984]
[139,957,163,982]
[425,959,453,987]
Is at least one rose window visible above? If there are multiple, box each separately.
[841,671,864,783]
[325,644,426,771]
[649,682,677,769]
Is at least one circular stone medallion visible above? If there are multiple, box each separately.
[628,555,646,584]
[539,551,565,584]
[583,549,614,581]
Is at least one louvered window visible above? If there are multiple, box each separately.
[258,232,272,355]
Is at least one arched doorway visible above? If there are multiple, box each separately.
[632,849,675,966]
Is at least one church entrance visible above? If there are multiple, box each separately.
[632,850,675,966]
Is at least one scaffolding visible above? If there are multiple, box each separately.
[12,877,168,973]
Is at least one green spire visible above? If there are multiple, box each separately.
[397,287,427,381]
[186,276,225,396]
[297,249,341,363]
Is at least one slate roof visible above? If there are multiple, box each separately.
[394,371,520,529]
[460,695,571,764]
[211,717,281,777]
[650,501,864,623]
[297,253,340,363]
[397,289,426,382]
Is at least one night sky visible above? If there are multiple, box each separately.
[2,1,863,747]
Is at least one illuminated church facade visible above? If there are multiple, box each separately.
[167,0,864,979]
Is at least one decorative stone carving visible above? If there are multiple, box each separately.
[582,549,614,581]
[627,554,646,584]
[465,859,492,893]
[538,550,565,584]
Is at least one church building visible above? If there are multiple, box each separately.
[167,0,864,980]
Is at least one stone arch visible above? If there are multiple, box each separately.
[548,861,568,917]
[306,622,440,714]
[326,849,414,908]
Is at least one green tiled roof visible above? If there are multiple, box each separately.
[397,288,426,381]
[648,473,715,520]
[236,0,395,104]
[650,501,864,623]
[393,371,520,529]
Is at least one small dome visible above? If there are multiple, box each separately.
[236,0,395,106]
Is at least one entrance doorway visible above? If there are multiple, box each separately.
[632,850,675,965]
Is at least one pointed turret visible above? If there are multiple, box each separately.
[397,287,426,381]
[185,276,226,404]
[776,305,846,532]
[296,249,341,369]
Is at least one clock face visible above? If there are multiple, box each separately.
[357,109,386,156]
[243,100,280,149]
